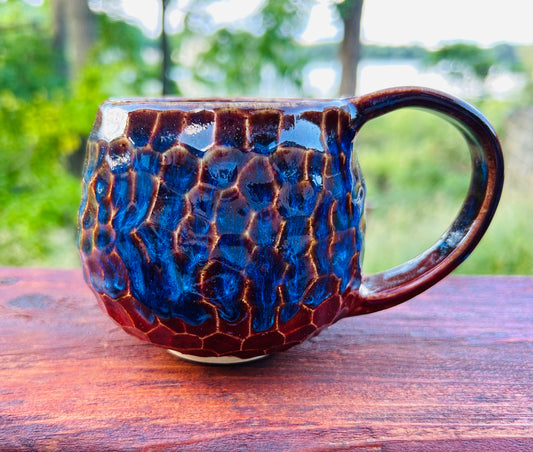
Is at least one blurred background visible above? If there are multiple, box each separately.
[0,0,531,273]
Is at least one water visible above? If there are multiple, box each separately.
[304,58,526,99]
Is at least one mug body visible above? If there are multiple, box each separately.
[78,98,365,360]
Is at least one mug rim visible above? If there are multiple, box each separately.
[102,97,350,110]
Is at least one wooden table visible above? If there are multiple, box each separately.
[0,268,531,451]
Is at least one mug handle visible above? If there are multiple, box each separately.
[347,87,504,315]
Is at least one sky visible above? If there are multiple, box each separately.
[359,0,533,48]
[111,0,533,47]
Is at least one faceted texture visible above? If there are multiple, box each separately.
[79,100,364,359]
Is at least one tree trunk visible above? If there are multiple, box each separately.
[161,0,173,95]
[66,0,96,78]
[338,0,364,97]
[51,0,95,80]
[51,0,68,80]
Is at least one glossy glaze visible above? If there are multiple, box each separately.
[79,99,365,359]
[79,88,504,360]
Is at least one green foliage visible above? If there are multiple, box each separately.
[0,1,66,99]
[335,0,358,19]
[169,0,313,95]
[0,90,81,266]
[0,1,161,266]
[356,102,532,275]
[426,42,523,81]
[0,0,531,274]
[361,44,428,61]
[90,13,160,95]
[515,45,533,105]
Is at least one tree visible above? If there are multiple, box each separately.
[337,0,364,96]
[166,0,314,96]
[161,0,364,97]
[161,0,173,95]
[426,42,524,98]
[0,0,156,266]
[427,43,494,82]
[51,0,96,81]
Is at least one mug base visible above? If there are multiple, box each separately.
[167,349,267,365]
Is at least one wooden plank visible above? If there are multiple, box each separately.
[0,268,531,451]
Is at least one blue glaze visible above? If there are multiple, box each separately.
[94,174,110,203]
[176,221,212,274]
[280,302,300,323]
[80,235,92,254]
[249,209,278,246]
[151,186,185,231]
[245,247,284,332]
[110,174,131,230]
[189,215,212,235]
[188,185,218,220]
[100,256,127,298]
[95,226,113,251]
[215,234,251,270]
[106,150,131,175]
[162,152,198,193]
[325,172,345,200]
[332,196,352,231]
[326,129,341,156]
[271,151,303,184]
[114,232,147,301]
[307,152,325,191]
[283,258,312,317]
[80,102,364,333]
[127,172,154,226]
[313,194,334,240]
[340,124,356,155]
[279,116,324,151]
[203,263,243,322]
[179,115,214,155]
[239,158,276,210]
[204,158,239,188]
[164,257,209,323]
[129,125,152,148]
[331,232,356,292]
[277,183,318,219]
[279,216,309,258]
[215,192,250,235]
[116,224,210,323]
[303,276,335,308]
[136,224,172,262]
[133,151,161,174]
[82,206,96,229]
[83,142,106,183]
[312,239,330,275]
[242,181,276,210]
[252,139,277,155]
[172,297,211,325]
[152,129,178,152]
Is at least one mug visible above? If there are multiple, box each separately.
[78,87,504,364]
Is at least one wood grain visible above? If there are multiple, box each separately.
[0,268,531,451]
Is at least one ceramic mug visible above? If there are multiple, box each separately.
[78,87,504,363]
